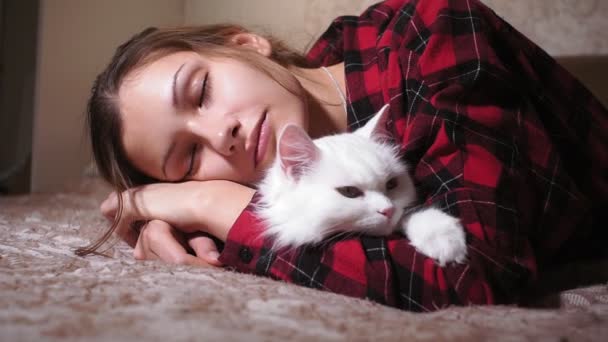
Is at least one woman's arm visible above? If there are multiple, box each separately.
[100,180,255,240]
[100,180,255,266]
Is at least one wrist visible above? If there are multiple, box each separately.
[192,180,255,242]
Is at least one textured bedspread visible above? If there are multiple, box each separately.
[1,179,607,341]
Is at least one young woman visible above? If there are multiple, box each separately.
[78,0,608,312]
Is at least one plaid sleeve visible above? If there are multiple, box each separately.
[218,193,530,311]
[220,0,607,312]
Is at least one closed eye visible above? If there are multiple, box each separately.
[183,144,199,180]
[198,73,210,108]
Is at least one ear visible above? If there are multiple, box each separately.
[230,33,272,57]
[355,104,392,140]
[277,124,319,181]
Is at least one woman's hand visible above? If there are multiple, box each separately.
[131,220,222,267]
[100,180,255,255]
[100,181,207,236]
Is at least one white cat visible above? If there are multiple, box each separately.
[256,105,467,266]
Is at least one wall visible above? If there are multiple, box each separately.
[184,0,374,52]
[30,0,184,192]
[0,0,39,193]
[184,0,608,55]
[484,0,608,56]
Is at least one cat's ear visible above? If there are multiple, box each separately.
[356,104,392,140]
[278,124,320,181]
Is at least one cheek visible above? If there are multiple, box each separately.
[195,151,247,182]
[286,93,309,130]
[262,70,308,127]
[325,192,369,219]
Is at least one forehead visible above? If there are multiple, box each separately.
[118,52,201,125]
[313,136,406,185]
[121,51,199,90]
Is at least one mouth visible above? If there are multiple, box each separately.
[249,110,269,169]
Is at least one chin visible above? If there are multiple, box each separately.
[247,173,265,188]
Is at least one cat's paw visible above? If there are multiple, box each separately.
[403,208,467,266]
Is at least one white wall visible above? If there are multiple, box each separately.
[184,0,608,55]
[484,0,608,56]
[184,0,375,52]
[31,0,184,192]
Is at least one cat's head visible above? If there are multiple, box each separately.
[274,105,416,237]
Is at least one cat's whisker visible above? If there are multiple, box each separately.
[320,227,362,247]
[321,230,350,247]
[403,135,426,148]
[330,230,363,246]
[343,231,363,241]
[403,203,424,216]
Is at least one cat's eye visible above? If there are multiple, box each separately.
[386,177,398,190]
[336,186,363,198]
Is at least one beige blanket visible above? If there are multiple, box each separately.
[1,178,607,341]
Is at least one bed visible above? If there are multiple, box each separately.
[1,174,607,341]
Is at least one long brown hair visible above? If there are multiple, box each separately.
[75,24,311,256]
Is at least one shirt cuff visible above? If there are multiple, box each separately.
[218,194,270,274]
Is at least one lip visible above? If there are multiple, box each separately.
[248,110,269,168]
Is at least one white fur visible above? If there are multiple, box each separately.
[404,208,467,266]
[255,105,467,265]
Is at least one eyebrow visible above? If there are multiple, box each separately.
[172,62,186,107]
[163,62,187,178]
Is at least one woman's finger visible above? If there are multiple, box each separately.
[187,234,223,267]
[139,220,215,267]
[120,225,140,249]
[133,222,157,260]
[100,192,118,220]
[112,218,142,249]
[137,220,183,262]
[153,235,212,267]
[171,253,216,267]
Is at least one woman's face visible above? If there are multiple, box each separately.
[118,51,308,185]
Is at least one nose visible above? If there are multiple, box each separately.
[188,116,241,156]
[378,206,395,219]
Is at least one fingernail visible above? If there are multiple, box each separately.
[208,251,220,261]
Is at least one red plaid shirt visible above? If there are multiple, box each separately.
[219,0,608,312]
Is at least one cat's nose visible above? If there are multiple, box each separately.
[378,207,395,219]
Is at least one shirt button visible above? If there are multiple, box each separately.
[239,247,253,264]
